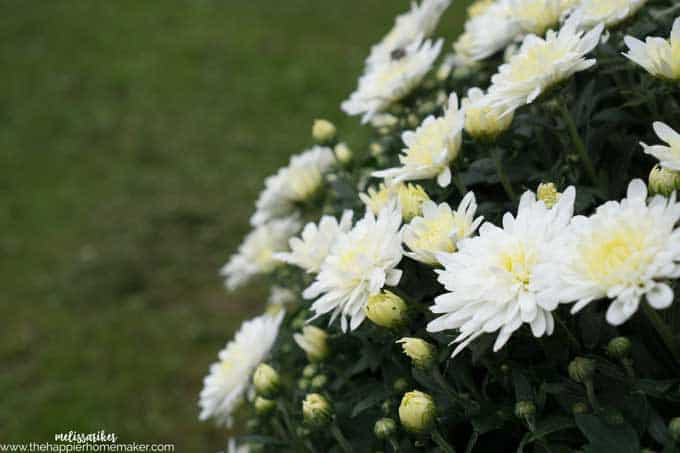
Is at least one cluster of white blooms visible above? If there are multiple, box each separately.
[203,0,680,431]
[199,311,284,426]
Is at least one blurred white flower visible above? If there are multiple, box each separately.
[624,17,680,81]
[221,216,301,290]
[453,2,520,62]
[487,15,603,115]
[199,311,284,426]
[536,180,680,326]
[373,93,464,187]
[570,0,646,30]
[342,37,443,123]
[641,122,680,171]
[506,0,567,36]
[367,0,451,66]
[251,146,335,226]
[359,182,430,222]
[428,187,575,356]
[303,201,403,332]
[403,192,483,265]
[275,211,353,274]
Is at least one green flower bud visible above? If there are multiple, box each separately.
[537,182,561,208]
[294,326,329,362]
[398,390,436,434]
[254,396,276,416]
[310,374,328,390]
[572,402,589,415]
[514,401,536,418]
[366,291,409,328]
[253,364,280,397]
[312,119,336,143]
[334,142,352,164]
[607,337,632,359]
[393,378,409,394]
[302,364,318,379]
[649,165,680,196]
[302,393,333,429]
[381,400,393,415]
[669,417,680,442]
[374,418,397,440]
[370,143,384,157]
[298,378,310,391]
[568,357,596,383]
[397,337,435,369]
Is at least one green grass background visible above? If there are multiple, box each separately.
[0,0,467,449]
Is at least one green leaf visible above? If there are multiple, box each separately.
[350,389,388,418]
[517,416,574,453]
[575,414,640,453]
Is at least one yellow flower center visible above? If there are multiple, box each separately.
[404,118,450,167]
[499,244,537,287]
[506,42,569,83]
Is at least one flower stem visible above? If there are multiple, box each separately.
[452,172,467,196]
[431,428,456,453]
[584,379,600,412]
[642,303,680,363]
[556,102,598,186]
[330,421,354,453]
[432,367,477,414]
[388,437,401,453]
[490,146,516,202]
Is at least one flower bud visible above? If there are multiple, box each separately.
[381,400,393,415]
[572,402,589,415]
[294,326,329,362]
[298,378,310,391]
[310,374,328,390]
[397,337,435,369]
[463,89,513,143]
[253,363,280,397]
[649,165,680,196]
[537,182,561,208]
[374,418,397,440]
[568,357,596,384]
[254,396,276,416]
[398,390,436,434]
[302,364,318,379]
[393,378,409,394]
[514,401,536,418]
[312,119,336,144]
[303,393,333,428]
[669,417,680,442]
[334,142,352,164]
[468,0,494,16]
[370,143,384,157]
[366,291,409,328]
[607,336,632,359]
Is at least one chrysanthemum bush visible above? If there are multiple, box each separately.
[203,1,680,451]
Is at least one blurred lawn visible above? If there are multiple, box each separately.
[0,0,467,449]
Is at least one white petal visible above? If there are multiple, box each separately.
[646,283,674,309]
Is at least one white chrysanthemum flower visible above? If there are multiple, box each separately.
[570,0,646,30]
[463,87,514,142]
[367,0,451,66]
[623,17,680,81]
[536,180,680,326]
[274,211,353,273]
[641,122,680,171]
[506,0,567,36]
[428,187,576,356]
[359,182,430,222]
[199,311,284,426]
[303,201,404,332]
[373,94,464,187]
[251,146,335,226]
[453,3,520,62]
[403,192,483,265]
[220,217,301,290]
[487,15,603,115]
[342,37,443,123]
